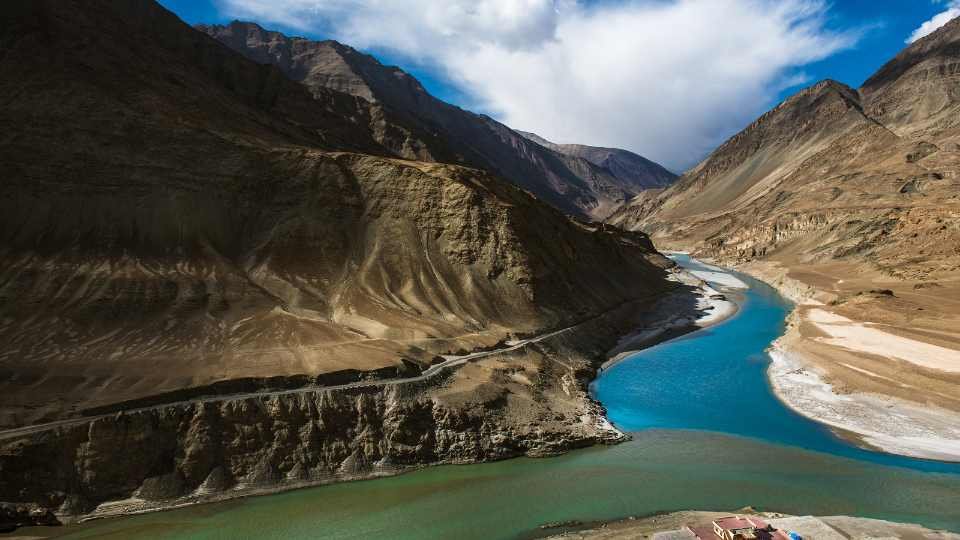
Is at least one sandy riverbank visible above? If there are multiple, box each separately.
[737,260,960,462]
[602,262,740,370]
[542,509,960,539]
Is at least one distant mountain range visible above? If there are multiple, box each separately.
[199,21,675,219]
[517,131,677,190]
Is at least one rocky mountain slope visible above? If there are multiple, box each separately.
[200,21,673,219]
[609,19,960,278]
[519,131,677,190]
[609,17,960,454]
[0,0,675,425]
[0,0,687,522]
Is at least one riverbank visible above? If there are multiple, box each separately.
[541,509,960,539]
[736,260,960,462]
[603,262,741,370]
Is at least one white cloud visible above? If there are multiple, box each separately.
[217,0,562,53]
[216,0,857,171]
[907,1,960,44]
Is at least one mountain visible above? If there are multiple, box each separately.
[0,0,674,427]
[518,131,677,190]
[610,79,888,228]
[200,21,674,219]
[610,20,960,276]
[609,27,960,280]
[0,0,684,517]
[860,16,960,138]
[608,17,960,451]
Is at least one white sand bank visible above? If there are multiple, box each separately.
[808,309,960,373]
[768,346,960,461]
[688,270,750,289]
[735,262,960,461]
[695,284,738,325]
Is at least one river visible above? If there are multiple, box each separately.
[35,256,960,539]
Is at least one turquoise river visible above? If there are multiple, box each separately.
[32,256,960,539]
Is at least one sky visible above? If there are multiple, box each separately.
[159,0,959,172]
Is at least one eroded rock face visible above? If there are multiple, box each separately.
[3,386,450,515]
[0,502,59,531]
[0,304,645,521]
[0,147,668,426]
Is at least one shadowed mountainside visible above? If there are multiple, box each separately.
[0,0,672,428]
[199,21,674,219]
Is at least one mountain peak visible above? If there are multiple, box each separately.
[693,78,867,173]
[517,131,677,190]
[863,15,960,93]
[808,78,858,97]
[608,74,880,227]
[772,79,861,116]
[859,15,960,134]
[200,21,391,103]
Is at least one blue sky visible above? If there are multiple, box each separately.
[159,0,956,169]
[791,1,951,95]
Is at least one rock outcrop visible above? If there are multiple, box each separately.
[0,502,59,532]
[200,21,674,219]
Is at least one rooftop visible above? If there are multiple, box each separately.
[715,516,769,531]
[685,516,792,540]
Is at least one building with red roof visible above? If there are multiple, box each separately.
[685,515,793,540]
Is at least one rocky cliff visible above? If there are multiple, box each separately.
[0,283,685,521]
[200,21,673,219]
